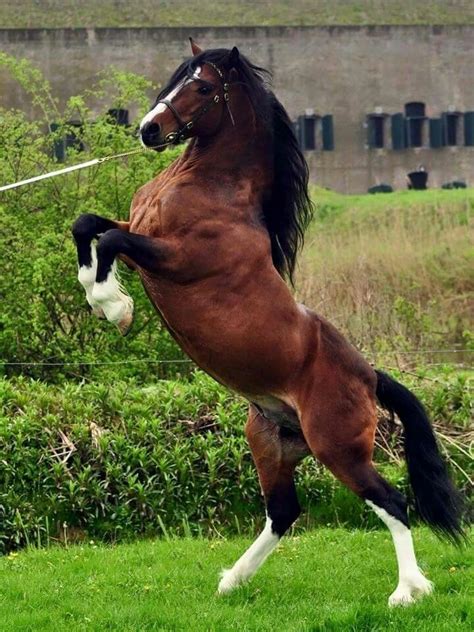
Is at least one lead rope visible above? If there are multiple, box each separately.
[1,65,235,193]
[0,147,148,193]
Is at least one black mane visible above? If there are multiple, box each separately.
[158,48,313,284]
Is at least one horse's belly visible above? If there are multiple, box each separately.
[244,394,301,432]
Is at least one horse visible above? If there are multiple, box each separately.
[71,39,464,606]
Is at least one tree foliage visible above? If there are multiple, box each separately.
[0,54,185,381]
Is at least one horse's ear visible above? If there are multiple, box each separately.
[228,46,240,67]
[189,37,202,56]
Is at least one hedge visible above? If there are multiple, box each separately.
[0,369,471,552]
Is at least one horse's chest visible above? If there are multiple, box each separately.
[129,199,163,236]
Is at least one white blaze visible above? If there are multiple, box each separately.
[139,66,202,130]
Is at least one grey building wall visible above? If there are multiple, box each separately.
[1,25,473,193]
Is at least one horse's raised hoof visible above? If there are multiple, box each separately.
[388,575,433,607]
[91,306,106,319]
[116,310,134,336]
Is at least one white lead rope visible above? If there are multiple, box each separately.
[0,147,146,192]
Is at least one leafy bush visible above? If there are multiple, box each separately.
[0,369,471,553]
[0,53,186,381]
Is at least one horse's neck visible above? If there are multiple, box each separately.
[186,90,271,176]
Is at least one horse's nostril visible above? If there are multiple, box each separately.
[141,122,161,146]
[145,123,161,136]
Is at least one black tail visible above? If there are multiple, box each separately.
[375,370,465,544]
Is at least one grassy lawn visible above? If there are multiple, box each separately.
[0,528,472,631]
[2,0,474,28]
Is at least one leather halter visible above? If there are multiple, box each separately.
[155,62,230,145]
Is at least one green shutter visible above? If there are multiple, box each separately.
[391,113,405,150]
[464,112,474,146]
[429,118,444,148]
[367,116,376,148]
[303,115,316,150]
[49,122,65,162]
[322,115,334,150]
[296,115,305,149]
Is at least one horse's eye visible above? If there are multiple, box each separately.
[198,85,212,96]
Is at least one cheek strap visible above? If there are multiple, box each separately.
[156,62,232,144]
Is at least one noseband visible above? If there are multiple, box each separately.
[156,62,231,145]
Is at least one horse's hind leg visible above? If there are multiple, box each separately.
[301,406,432,606]
[71,214,130,322]
[218,406,309,594]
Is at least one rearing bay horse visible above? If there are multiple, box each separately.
[72,40,464,606]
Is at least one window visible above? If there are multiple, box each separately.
[50,120,84,162]
[406,118,426,147]
[404,102,426,148]
[296,114,316,150]
[107,109,129,126]
[367,114,386,148]
[405,102,425,118]
[443,112,461,146]
[295,113,334,151]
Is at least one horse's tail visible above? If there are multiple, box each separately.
[375,369,465,544]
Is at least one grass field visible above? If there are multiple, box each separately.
[0,528,472,631]
[298,187,473,358]
[1,0,474,28]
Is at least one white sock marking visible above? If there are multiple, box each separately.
[78,242,101,312]
[366,500,433,606]
[90,261,133,326]
[217,516,279,594]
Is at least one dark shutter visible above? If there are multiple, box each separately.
[367,115,384,149]
[50,122,65,162]
[303,115,316,150]
[296,115,316,150]
[442,112,460,146]
[464,111,474,146]
[322,115,334,150]
[429,118,444,148]
[296,115,305,149]
[391,113,406,150]
[107,109,129,125]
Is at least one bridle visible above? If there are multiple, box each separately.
[155,61,231,145]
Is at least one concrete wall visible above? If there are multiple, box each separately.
[1,25,473,192]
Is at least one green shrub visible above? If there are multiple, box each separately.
[0,54,187,382]
[0,369,471,553]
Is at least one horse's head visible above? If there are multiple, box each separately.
[140,40,239,150]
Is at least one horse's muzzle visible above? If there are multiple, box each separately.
[140,122,163,150]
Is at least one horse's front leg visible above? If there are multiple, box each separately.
[90,229,169,335]
[72,213,130,320]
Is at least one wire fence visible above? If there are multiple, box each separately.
[1,359,193,367]
[1,348,472,368]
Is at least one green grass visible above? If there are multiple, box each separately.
[297,187,473,356]
[0,528,472,631]
[1,0,474,28]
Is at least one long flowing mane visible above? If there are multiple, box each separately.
[158,48,314,284]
